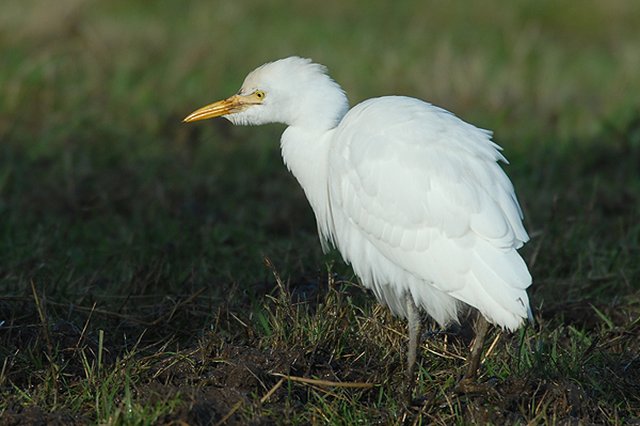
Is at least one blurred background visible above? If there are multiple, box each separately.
[1,0,639,320]
[2,0,640,142]
[2,0,640,325]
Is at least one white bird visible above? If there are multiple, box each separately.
[184,56,532,394]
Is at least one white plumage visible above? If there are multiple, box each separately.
[184,56,532,385]
[324,96,531,330]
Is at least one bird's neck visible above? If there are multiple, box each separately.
[286,82,349,130]
[280,126,335,238]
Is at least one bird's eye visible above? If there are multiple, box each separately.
[254,90,265,100]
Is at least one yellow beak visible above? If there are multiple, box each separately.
[183,94,247,123]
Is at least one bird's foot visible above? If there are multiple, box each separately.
[404,393,433,411]
[404,375,416,405]
[454,376,496,394]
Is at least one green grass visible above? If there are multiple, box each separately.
[1,0,640,424]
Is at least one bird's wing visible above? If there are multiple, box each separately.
[328,96,531,328]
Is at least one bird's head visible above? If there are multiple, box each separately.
[183,56,348,130]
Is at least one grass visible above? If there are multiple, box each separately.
[1,0,640,424]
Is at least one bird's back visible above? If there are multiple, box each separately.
[324,96,532,329]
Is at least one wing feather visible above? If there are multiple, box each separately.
[328,96,531,327]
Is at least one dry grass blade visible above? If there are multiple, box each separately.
[260,377,285,404]
[149,288,207,326]
[481,333,501,364]
[214,377,286,425]
[271,372,376,389]
[75,301,97,350]
[30,280,52,357]
[264,256,287,297]
[214,399,244,426]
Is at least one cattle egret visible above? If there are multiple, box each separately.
[184,56,532,395]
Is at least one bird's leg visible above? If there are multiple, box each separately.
[465,313,490,380]
[456,312,490,393]
[405,292,421,401]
